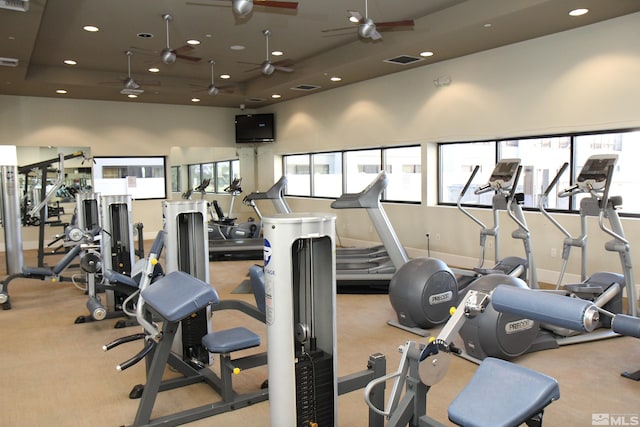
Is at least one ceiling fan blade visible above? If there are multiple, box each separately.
[185,1,228,7]
[174,45,195,54]
[274,65,293,72]
[176,53,202,62]
[321,25,357,33]
[254,0,298,9]
[375,19,414,29]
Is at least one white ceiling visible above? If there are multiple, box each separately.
[1,0,639,109]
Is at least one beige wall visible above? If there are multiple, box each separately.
[1,12,639,286]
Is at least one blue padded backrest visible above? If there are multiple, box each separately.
[141,271,219,322]
[248,264,266,314]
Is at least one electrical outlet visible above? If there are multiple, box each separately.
[550,248,557,258]
[435,233,441,241]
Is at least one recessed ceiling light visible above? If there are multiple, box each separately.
[191,98,201,102]
[187,39,201,45]
[220,74,231,79]
[272,50,283,56]
[330,76,342,82]
[128,94,138,98]
[349,16,359,23]
[56,89,67,94]
[230,45,246,51]
[569,8,589,17]
[137,32,153,38]
[8,36,15,40]
[83,25,99,32]
[271,94,281,99]
[420,51,434,57]
[483,23,492,28]
[148,67,160,73]
[64,59,77,65]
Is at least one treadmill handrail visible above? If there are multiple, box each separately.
[331,170,388,209]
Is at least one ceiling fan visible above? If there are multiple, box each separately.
[186,0,298,18]
[322,0,414,40]
[111,50,159,95]
[240,29,294,76]
[191,60,236,96]
[98,50,164,94]
[159,13,202,64]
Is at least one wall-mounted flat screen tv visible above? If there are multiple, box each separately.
[235,113,275,143]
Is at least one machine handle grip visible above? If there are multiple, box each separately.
[507,165,523,201]
[543,162,569,197]
[559,184,579,198]
[473,183,492,195]
[103,333,146,352]
[116,340,156,372]
[459,165,480,199]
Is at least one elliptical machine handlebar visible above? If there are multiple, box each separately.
[598,164,629,245]
[505,165,528,232]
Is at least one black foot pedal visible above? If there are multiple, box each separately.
[129,384,144,399]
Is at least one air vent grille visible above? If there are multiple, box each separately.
[290,84,321,91]
[0,0,29,12]
[384,55,423,65]
[0,57,19,67]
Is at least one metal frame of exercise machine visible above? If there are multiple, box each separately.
[331,170,410,288]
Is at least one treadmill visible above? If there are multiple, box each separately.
[331,171,409,290]
[208,176,291,260]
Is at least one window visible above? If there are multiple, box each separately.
[439,142,495,205]
[283,145,421,203]
[384,146,421,202]
[312,152,342,198]
[283,154,311,196]
[187,159,240,194]
[93,156,166,199]
[499,137,571,209]
[439,129,640,215]
[575,131,638,213]
[171,166,180,193]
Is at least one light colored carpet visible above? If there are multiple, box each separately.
[0,250,638,426]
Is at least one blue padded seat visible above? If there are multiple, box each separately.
[202,327,260,354]
[141,271,219,322]
[448,357,560,427]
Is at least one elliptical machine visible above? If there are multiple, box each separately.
[538,154,637,337]
[208,177,261,241]
[387,159,532,335]
[457,153,637,363]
